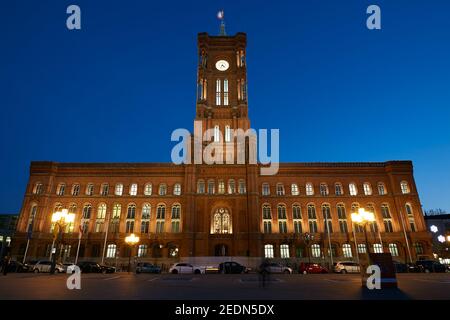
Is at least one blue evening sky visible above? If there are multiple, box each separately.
[1,0,449,213]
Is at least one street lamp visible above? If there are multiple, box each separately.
[351,208,375,256]
[50,209,75,274]
[125,233,139,273]
[302,232,314,264]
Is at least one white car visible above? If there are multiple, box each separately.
[334,261,360,274]
[169,263,205,274]
[32,260,65,273]
[266,263,293,274]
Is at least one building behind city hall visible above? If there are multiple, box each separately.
[11,29,433,269]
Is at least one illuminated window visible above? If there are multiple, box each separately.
[33,183,44,195]
[208,180,215,194]
[212,208,231,234]
[337,204,348,233]
[238,180,246,194]
[171,204,181,219]
[142,204,151,220]
[223,79,229,105]
[373,243,383,253]
[264,244,274,258]
[218,180,225,194]
[225,125,231,142]
[293,204,302,234]
[115,183,123,196]
[280,244,290,258]
[406,203,416,231]
[129,183,138,196]
[144,183,152,196]
[352,203,364,233]
[278,205,287,233]
[389,243,399,256]
[400,181,410,194]
[306,183,314,196]
[95,203,107,232]
[349,183,358,196]
[228,179,235,194]
[363,183,372,196]
[216,79,221,105]
[307,204,318,233]
[138,244,148,258]
[291,183,299,196]
[343,244,352,258]
[156,204,165,233]
[173,183,181,196]
[311,244,321,258]
[106,244,116,258]
[214,125,220,142]
[358,243,367,254]
[322,204,332,233]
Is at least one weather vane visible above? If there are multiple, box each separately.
[217,10,226,36]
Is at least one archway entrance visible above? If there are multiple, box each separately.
[214,244,228,256]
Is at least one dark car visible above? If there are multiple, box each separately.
[100,264,116,273]
[218,261,249,274]
[77,261,115,273]
[4,260,29,273]
[415,260,447,273]
[299,263,328,274]
[136,263,161,274]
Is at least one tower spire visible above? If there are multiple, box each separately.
[217,10,226,36]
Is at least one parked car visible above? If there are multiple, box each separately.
[415,260,447,273]
[32,260,65,273]
[4,260,29,273]
[24,260,39,271]
[333,261,360,274]
[265,262,292,274]
[218,261,250,274]
[76,261,115,273]
[169,263,203,274]
[393,262,422,273]
[136,263,161,274]
[299,263,328,274]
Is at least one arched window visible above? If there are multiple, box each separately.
[208,180,215,194]
[33,182,44,195]
[95,203,107,233]
[342,244,352,258]
[223,79,229,105]
[381,204,393,233]
[373,243,383,253]
[159,184,167,196]
[127,204,136,219]
[262,205,272,234]
[319,183,329,196]
[290,183,299,196]
[389,243,399,256]
[406,203,416,231]
[171,205,181,233]
[377,182,387,195]
[214,125,220,142]
[322,204,332,233]
[306,183,314,196]
[349,183,358,196]
[156,205,166,233]
[173,183,181,196]
[293,204,302,233]
[225,125,231,142]
[212,208,231,234]
[82,204,92,219]
[264,244,274,258]
[106,244,116,258]
[400,181,410,194]
[142,204,151,220]
[112,204,121,219]
[351,203,363,233]
[115,183,123,196]
[101,183,109,196]
[111,204,121,233]
[307,204,318,233]
[262,183,270,196]
[197,180,205,194]
[218,180,225,194]
[276,183,285,196]
[366,204,378,232]
[280,244,290,258]
[363,183,372,196]
[277,205,287,233]
[129,183,138,196]
[311,244,321,258]
[215,79,221,106]
[337,204,348,233]
[144,183,152,196]
[72,184,80,196]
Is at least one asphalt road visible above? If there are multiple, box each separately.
[0,272,449,300]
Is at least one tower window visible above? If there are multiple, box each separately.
[223,79,229,106]
[225,125,231,142]
[214,125,220,142]
[216,79,221,106]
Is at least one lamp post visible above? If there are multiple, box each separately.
[50,209,75,274]
[302,232,314,264]
[125,233,139,273]
[351,208,375,285]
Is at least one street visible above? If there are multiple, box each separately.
[0,272,449,300]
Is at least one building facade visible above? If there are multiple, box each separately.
[11,31,432,268]
[0,214,18,258]
[424,213,450,264]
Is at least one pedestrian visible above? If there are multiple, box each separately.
[3,255,11,276]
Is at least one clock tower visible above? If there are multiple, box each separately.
[195,32,250,146]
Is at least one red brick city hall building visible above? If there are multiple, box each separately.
[11,31,432,268]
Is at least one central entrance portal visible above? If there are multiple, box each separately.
[214,244,228,256]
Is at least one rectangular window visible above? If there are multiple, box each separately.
[218,181,225,194]
[216,79,221,105]
[309,221,318,233]
[101,184,109,196]
[223,79,229,106]
[262,184,270,196]
[263,221,272,233]
[171,221,180,233]
[238,180,246,194]
[141,221,149,234]
[335,184,343,195]
[294,220,302,233]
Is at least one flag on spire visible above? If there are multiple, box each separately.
[217,10,224,20]
[217,10,226,36]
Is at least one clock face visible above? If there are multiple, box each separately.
[215,60,229,71]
